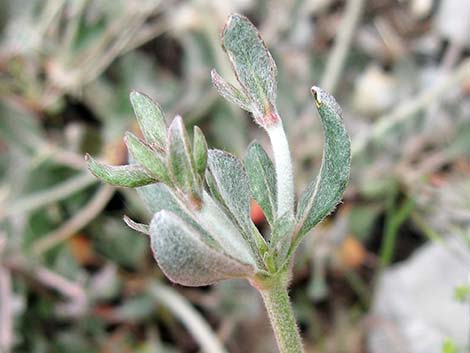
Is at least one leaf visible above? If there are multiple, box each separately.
[167,116,199,196]
[150,210,255,286]
[130,91,167,148]
[136,183,254,265]
[221,14,277,121]
[86,154,155,187]
[123,215,149,235]
[192,126,208,177]
[211,69,253,112]
[297,87,351,238]
[124,132,171,184]
[136,183,206,238]
[244,142,277,225]
[269,212,295,267]
[206,149,252,234]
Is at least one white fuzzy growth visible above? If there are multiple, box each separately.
[267,122,294,218]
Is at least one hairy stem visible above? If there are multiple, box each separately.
[257,275,304,353]
[267,122,294,218]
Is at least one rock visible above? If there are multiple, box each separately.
[368,237,469,353]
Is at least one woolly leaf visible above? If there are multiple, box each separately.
[193,126,208,177]
[167,116,199,197]
[86,154,155,187]
[207,149,252,234]
[269,212,295,266]
[244,142,277,225]
[136,183,208,241]
[130,91,167,148]
[297,87,351,238]
[124,132,171,184]
[150,210,255,286]
[221,14,277,122]
[137,184,255,266]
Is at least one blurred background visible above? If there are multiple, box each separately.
[0,0,469,352]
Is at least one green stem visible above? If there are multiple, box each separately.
[256,275,304,353]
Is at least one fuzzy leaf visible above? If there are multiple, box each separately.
[269,212,295,266]
[167,116,199,196]
[297,87,351,238]
[136,183,208,240]
[193,126,208,177]
[150,210,255,286]
[125,132,171,184]
[86,154,155,187]
[206,149,252,234]
[221,14,277,120]
[211,69,253,112]
[136,183,252,262]
[244,142,277,225]
[130,91,167,148]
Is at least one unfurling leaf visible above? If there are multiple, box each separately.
[244,142,277,225]
[167,116,200,197]
[193,126,208,177]
[130,91,167,149]
[211,69,253,112]
[150,210,256,286]
[297,87,351,238]
[125,132,171,184]
[86,154,155,187]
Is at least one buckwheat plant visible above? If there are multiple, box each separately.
[86,14,351,353]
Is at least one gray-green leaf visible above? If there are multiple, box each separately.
[206,149,252,234]
[192,126,208,177]
[296,87,351,238]
[244,142,277,225]
[269,212,295,266]
[150,210,255,286]
[86,154,155,187]
[221,14,277,122]
[167,116,199,196]
[125,132,171,184]
[130,91,167,149]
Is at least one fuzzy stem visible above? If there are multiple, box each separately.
[267,122,294,218]
[257,275,304,353]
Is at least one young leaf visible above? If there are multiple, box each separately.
[124,132,171,184]
[244,142,277,225]
[123,215,149,235]
[211,69,254,113]
[150,210,255,286]
[86,154,155,187]
[296,87,351,238]
[206,149,252,234]
[221,14,278,124]
[130,91,167,149]
[269,212,295,266]
[167,116,199,196]
[193,126,208,177]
